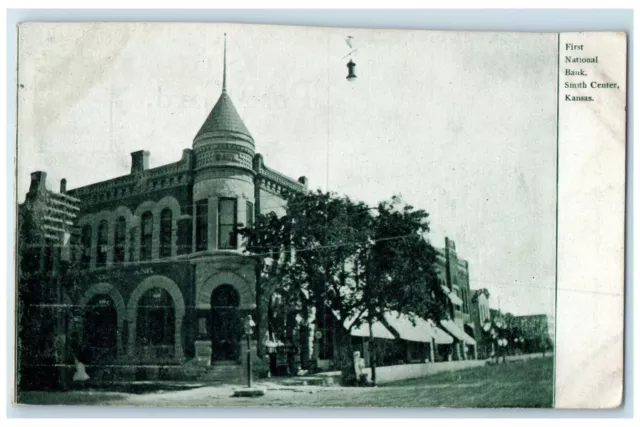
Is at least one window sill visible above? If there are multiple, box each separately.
[187,249,247,259]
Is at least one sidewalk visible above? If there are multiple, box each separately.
[315,352,547,385]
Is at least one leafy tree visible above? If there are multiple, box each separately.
[241,190,372,367]
[242,192,445,383]
[349,196,448,382]
[482,311,554,362]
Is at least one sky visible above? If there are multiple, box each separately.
[17,23,558,318]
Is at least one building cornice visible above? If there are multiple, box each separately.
[256,164,305,195]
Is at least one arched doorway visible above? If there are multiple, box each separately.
[83,295,118,365]
[210,284,240,362]
[136,288,176,360]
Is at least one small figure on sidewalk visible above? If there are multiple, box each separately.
[353,351,374,387]
[72,356,90,382]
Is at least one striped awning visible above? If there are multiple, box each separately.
[349,319,396,340]
[343,311,396,340]
[440,319,476,346]
[383,311,454,345]
[342,310,455,345]
[429,320,457,345]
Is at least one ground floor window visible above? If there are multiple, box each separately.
[83,295,118,364]
[136,288,175,359]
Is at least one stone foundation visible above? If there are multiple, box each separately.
[194,340,212,366]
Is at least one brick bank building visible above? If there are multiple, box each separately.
[18,51,309,385]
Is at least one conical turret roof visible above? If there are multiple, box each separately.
[193,33,253,145]
[193,91,253,143]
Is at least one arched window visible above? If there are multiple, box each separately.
[140,211,153,261]
[96,220,109,267]
[137,288,175,352]
[81,224,92,266]
[212,284,240,307]
[114,217,126,264]
[159,208,172,258]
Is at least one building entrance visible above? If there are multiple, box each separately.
[210,285,240,362]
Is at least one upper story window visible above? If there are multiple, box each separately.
[114,217,126,264]
[480,304,488,324]
[454,288,462,311]
[246,201,254,229]
[96,220,109,267]
[81,224,92,266]
[140,211,153,261]
[195,200,208,252]
[218,198,237,249]
[159,208,173,258]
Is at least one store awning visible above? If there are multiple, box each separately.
[441,286,464,306]
[429,320,457,345]
[343,311,396,340]
[349,320,396,340]
[383,311,454,345]
[341,309,454,345]
[440,319,476,346]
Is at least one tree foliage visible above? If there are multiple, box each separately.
[482,311,553,359]
[360,196,448,332]
[241,190,446,369]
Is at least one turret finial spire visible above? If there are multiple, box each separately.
[222,33,227,93]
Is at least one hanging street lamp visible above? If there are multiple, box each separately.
[344,36,359,82]
[346,59,357,82]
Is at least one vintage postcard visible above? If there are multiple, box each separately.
[13,23,626,409]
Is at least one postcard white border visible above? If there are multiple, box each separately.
[4,8,634,419]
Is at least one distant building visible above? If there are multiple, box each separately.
[470,288,492,359]
[434,238,477,361]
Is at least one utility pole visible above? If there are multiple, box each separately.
[363,244,376,385]
[244,314,255,388]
